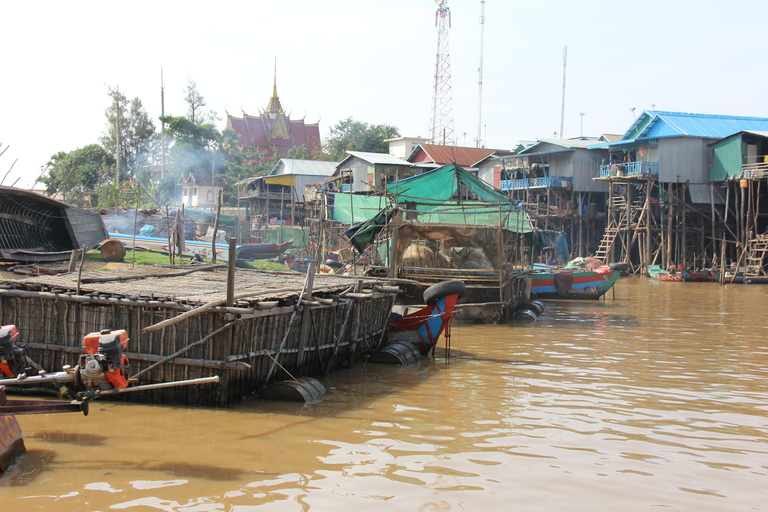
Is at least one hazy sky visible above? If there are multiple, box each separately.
[2,0,767,188]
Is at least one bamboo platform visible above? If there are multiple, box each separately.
[0,265,399,406]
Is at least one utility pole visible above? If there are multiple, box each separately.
[476,0,485,148]
[580,112,585,138]
[559,46,567,140]
[161,68,165,180]
[114,97,120,206]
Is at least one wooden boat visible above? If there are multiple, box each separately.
[283,254,312,273]
[683,268,716,282]
[107,233,293,261]
[530,269,620,299]
[1,386,88,474]
[237,238,293,260]
[2,320,219,473]
[387,281,466,354]
[649,264,684,282]
[109,232,234,260]
[0,186,108,263]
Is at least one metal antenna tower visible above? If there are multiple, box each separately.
[429,0,455,147]
[475,0,485,148]
[559,46,567,139]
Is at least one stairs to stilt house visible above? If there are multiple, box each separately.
[745,234,768,277]
[594,226,620,263]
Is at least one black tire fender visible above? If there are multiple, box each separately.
[423,280,467,304]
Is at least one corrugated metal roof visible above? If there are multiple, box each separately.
[269,158,339,176]
[343,151,410,166]
[407,144,499,167]
[527,138,596,151]
[625,111,768,140]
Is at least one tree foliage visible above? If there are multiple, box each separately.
[100,86,156,180]
[322,117,400,161]
[184,77,220,125]
[42,144,115,205]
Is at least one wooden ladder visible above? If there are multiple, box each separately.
[745,234,768,277]
[594,225,620,262]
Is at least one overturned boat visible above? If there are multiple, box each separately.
[0,187,108,263]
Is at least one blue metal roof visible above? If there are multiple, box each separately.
[625,110,768,140]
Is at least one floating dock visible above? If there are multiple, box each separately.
[0,265,398,406]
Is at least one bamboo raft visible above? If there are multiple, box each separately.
[0,265,399,406]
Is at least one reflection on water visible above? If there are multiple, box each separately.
[3,277,767,510]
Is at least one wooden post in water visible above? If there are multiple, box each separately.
[296,262,316,367]
[666,182,674,267]
[645,179,652,275]
[388,225,399,279]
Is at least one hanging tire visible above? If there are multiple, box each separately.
[423,280,466,304]
[325,259,344,269]
[609,262,630,271]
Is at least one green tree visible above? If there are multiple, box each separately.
[42,144,115,205]
[322,117,400,160]
[100,86,156,180]
[184,77,220,125]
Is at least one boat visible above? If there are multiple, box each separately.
[1,323,219,474]
[282,254,312,272]
[529,268,621,299]
[386,281,466,355]
[107,233,293,261]
[1,386,88,474]
[648,264,684,282]
[237,238,293,260]
[0,186,108,263]
[683,268,716,282]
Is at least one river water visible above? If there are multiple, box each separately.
[2,277,767,511]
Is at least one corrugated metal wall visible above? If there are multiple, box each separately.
[711,135,743,181]
[658,138,715,184]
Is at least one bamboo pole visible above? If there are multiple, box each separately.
[211,189,223,264]
[296,264,316,367]
[227,238,237,307]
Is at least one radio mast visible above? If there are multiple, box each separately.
[476,0,485,148]
[429,0,455,146]
[559,46,567,139]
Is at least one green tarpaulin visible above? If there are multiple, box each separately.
[344,208,397,253]
[332,164,531,233]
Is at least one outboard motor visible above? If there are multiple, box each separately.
[80,329,130,390]
[0,324,27,378]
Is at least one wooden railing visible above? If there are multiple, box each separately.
[500,176,572,191]
[599,161,659,178]
[742,161,768,179]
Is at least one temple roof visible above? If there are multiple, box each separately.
[225,64,320,160]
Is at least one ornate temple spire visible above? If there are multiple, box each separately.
[266,58,283,116]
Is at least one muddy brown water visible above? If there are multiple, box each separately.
[2,277,767,510]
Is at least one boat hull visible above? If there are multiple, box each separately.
[237,238,293,260]
[683,269,716,282]
[0,186,108,263]
[649,265,684,282]
[389,294,459,353]
[109,232,237,261]
[530,270,620,299]
[0,413,25,473]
